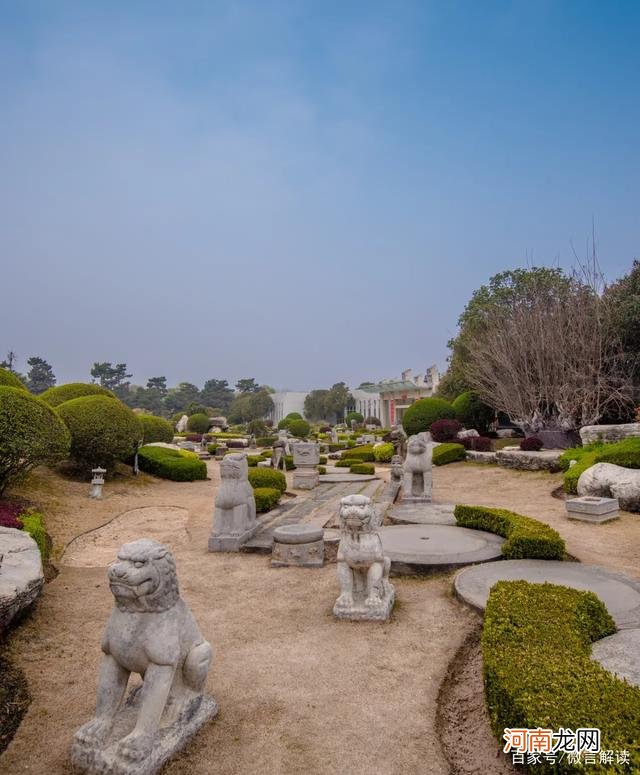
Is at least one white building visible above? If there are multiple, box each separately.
[268,391,309,424]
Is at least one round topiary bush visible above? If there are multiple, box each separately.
[364,416,381,426]
[57,395,143,469]
[253,486,281,513]
[350,462,375,475]
[430,418,463,442]
[40,382,116,407]
[139,414,174,445]
[187,413,210,433]
[288,419,311,438]
[452,391,494,434]
[285,412,302,421]
[0,386,71,494]
[402,398,455,437]
[137,446,207,481]
[520,436,544,452]
[373,442,394,463]
[247,467,287,494]
[0,368,27,391]
[345,411,364,426]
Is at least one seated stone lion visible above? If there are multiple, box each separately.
[402,434,432,501]
[73,539,212,766]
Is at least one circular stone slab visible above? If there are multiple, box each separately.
[454,560,640,629]
[378,525,504,570]
[592,629,640,687]
[273,524,324,544]
[387,502,456,526]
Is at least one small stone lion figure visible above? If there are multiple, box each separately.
[402,434,432,502]
[209,453,258,552]
[333,494,394,621]
[72,539,215,773]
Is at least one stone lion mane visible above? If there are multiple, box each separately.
[109,539,179,613]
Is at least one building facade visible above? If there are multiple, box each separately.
[268,391,309,424]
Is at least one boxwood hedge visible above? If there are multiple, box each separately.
[483,580,640,773]
[455,504,565,559]
[350,462,375,475]
[0,367,27,390]
[340,444,375,462]
[402,397,455,436]
[138,445,207,481]
[139,415,174,445]
[432,443,466,466]
[40,382,116,407]
[335,459,354,468]
[373,442,394,463]
[253,486,281,513]
[247,467,286,494]
[560,438,640,494]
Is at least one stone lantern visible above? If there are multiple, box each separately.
[90,467,107,499]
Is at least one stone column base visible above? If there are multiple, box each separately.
[208,524,259,552]
[333,585,395,622]
[271,538,324,567]
[293,468,319,489]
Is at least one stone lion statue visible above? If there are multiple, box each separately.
[333,495,394,621]
[402,434,432,502]
[209,453,258,552]
[72,539,214,771]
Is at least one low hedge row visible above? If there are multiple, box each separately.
[432,443,466,466]
[373,442,394,463]
[256,436,277,447]
[254,487,281,513]
[560,438,640,493]
[350,462,375,475]
[335,459,354,468]
[483,580,640,773]
[247,467,286,494]
[317,466,326,475]
[246,455,263,467]
[455,504,565,559]
[138,446,208,482]
[340,444,375,462]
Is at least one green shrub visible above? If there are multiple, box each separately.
[345,411,364,426]
[335,459,354,468]
[402,397,455,436]
[0,387,71,495]
[246,455,263,467]
[317,466,326,475]
[328,443,347,452]
[373,442,394,463]
[455,504,565,559]
[247,467,287,494]
[138,445,207,481]
[452,391,494,433]
[284,455,295,471]
[341,444,375,462]
[207,443,218,455]
[187,413,210,433]
[57,396,142,469]
[319,455,327,465]
[285,412,302,420]
[560,438,640,493]
[20,512,48,560]
[40,382,116,407]
[253,486,281,513]
[0,368,27,390]
[350,462,374,474]
[432,443,465,466]
[139,415,174,445]
[288,419,310,438]
[256,436,277,447]
[483,581,640,773]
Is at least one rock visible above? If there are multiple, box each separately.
[580,423,640,446]
[176,415,189,433]
[0,527,44,634]
[457,429,479,439]
[71,539,217,775]
[209,454,259,551]
[271,525,324,568]
[333,495,395,622]
[401,435,433,503]
[495,449,562,472]
[577,463,640,512]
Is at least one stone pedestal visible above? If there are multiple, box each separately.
[271,525,324,567]
[292,442,320,490]
[293,468,319,489]
[566,496,620,523]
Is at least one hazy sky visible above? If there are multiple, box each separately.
[1,1,638,390]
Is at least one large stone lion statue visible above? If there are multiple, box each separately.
[333,495,394,620]
[72,539,213,770]
[402,434,432,502]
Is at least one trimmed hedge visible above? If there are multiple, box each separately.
[341,444,375,462]
[452,391,494,434]
[139,415,174,445]
[432,443,466,466]
[317,465,326,475]
[335,459,354,468]
[20,512,47,560]
[319,455,327,465]
[560,438,640,494]
[254,486,281,513]
[40,382,116,407]
[350,462,375,475]
[288,419,311,438]
[483,581,640,773]
[0,368,27,390]
[373,442,394,463]
[455,504,565,559]
[256,436,277,447]
[58,395,142,469]
[137,445,207,481]
[246,455,263,467]
[402,397,455,436]
[247,467,286,494]
[187,413,210,433]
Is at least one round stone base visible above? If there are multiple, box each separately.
[271,537,324,568]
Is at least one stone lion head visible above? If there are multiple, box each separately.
[220,453,247,480]
[108,539,179,613]
[339,494,375,533]
[407,435,427,455]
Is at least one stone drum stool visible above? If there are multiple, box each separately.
[271,524,324,568]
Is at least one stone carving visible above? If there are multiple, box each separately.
[90,467,106,499]
[176,415,189,433]
[271,439,288,472]
[390,425,408,461]
[390,455,403,482]
[330,428,339,444]
[577,462,640,513]
[292,442,320,490]
[402,435,432,503]
[71,539,217,775]
[580,423,640,446]
[271,525,324,568]
[208,453,258,551]
[277,429,291,455]
[333,495,394,621]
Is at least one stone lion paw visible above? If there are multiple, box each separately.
[115,731,153,762]
[365,595,382,608]
[335,593,354,608]
[74,717,113,747]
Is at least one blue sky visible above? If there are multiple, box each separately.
[1,1,638,389]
